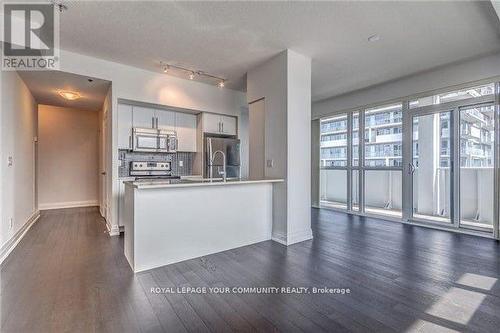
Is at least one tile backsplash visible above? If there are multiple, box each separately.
[118,150,195,177]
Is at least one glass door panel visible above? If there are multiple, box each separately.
[320,114,348,210]
[459,104,495,231]
[411,111,453,223]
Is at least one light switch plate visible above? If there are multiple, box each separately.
[179,160,184,167]
[7,156,13,167]
[266,159,274,168]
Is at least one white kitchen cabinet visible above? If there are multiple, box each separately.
[203,113,221,134]
[132,106,156,128]
[118,178,134,228]
[221,116,237,136]
[175,112,197,152]
[202,113,237,136]
[117,104,133,149]
[156,109,175,131]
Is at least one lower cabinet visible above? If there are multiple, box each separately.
[118,178,134,228]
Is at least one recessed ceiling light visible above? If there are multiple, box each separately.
[58,90,81,100]
[218,80,225,88]
[368,34,381,42]
[189,72,195,80]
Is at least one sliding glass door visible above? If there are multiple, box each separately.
[410,110,454,224]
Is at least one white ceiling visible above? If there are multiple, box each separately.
[51,1,500,101]
[18,71,111,111]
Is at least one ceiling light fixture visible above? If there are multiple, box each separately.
[58,90,81,100]
[159,62,226,87]
[368,34,381,42]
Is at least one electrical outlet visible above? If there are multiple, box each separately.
[7,156,13,167]
[9,218,13,230]
[266,159,274,168]
[178,160,184,167]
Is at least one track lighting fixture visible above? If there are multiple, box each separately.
[159,62,226,87]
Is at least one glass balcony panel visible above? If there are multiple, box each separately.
[364,170,402,218]
[320,169,347,210]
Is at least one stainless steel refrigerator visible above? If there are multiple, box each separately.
[204,136,241,179]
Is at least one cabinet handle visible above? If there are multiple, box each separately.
[129,135,132,149]
[156,117,159,128]
[218,122,221,132]
[152,117,155,128]
[222,122,224,133]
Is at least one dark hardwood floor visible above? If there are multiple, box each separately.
[2,207,500,332]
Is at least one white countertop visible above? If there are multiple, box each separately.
[125,178,284,189]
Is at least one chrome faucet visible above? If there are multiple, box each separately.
[211,150,227,182]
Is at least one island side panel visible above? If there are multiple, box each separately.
[123,184,135,271]
[133,183,273,272]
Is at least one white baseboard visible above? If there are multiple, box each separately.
[271,232,288,245]
[272,228,313,246]
[39,200,98,210]
[287,228,313,245]
[106,222,120,237]
[0,210,40,264]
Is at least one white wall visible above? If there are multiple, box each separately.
[311,119,320,207]
[38,105,99,209]
[247,49,312,245]
[248,99,265,179]
[238,106,250,179]
[56,49,247,233]
[286,51,312,242]
[247,51,289,242]
[0,71,38,259]
[313,51,500,118]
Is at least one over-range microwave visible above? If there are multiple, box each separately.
[132,127,177,153]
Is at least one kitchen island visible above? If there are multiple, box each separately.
[123,178,283,272]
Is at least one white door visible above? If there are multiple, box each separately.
[117,104,133,149]
[249,99,265,179]
[221,116,237,135]
[203,113,221,134]
[176,112,197,152]
[156,109,175,131]
[133,106,155,128]
[100,110,108,218]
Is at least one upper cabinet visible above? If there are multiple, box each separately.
[117,104,133,149]
[202,113,237,136]
[203,113,222,134]
[175,112,197,152]
[118,103,197,152]
[221,116,237,136]
[156,109,175,131]
[132,106,156,129]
